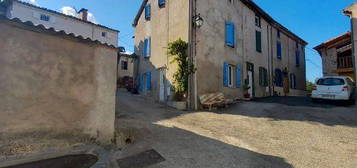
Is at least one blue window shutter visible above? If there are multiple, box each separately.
[236,66,241,88]
[146,72,152,89]
[293,74,297,89]
[143,38,148,57]
[277,42,282,59]
[159,0,165,7]
[147,37,151,57]
[223,62,228,87]
[296,51,300,67]
[225,22,235,47]
[290,74,293,88]
[145,5,151,20]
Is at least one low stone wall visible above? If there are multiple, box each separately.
[0,19,117,143]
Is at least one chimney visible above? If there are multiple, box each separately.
[78,8,88,21]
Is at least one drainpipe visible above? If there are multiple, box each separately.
[344,3,357,104]
[188,0,194,110]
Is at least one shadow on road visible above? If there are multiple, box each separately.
[219,96,357,127]
[115,91,294,168]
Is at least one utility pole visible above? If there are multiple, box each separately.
[344,3,357,105]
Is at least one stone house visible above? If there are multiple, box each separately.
[117,53,138,86]
[314,32,355,80]
[133,0,307,109]
[2,0,119,47]
[0,13,118,142]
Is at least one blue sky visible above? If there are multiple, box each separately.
[25,0,355,82]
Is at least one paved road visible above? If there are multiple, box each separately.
[116,91,357,168]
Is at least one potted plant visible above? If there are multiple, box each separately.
[167,38,196,110]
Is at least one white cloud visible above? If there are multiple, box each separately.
[60,6,98,24]
[60,6,78,17]
[29,0,36,4]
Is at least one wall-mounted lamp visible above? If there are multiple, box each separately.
[193,14,204,28]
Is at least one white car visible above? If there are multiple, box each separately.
[312,76,355,101]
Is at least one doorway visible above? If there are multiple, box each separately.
[247,62,255,98]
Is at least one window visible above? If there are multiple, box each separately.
[277,30,281,38]
[256,31,262,53]
[143,37,151,57]
[102,32,107,37]
[40,14,50,21]
[290,73,297,89]
[295,51,300,67]
[255,15,261,28]
[158,0,165,7]
[145,4,151,20]
[259,67,268,87]
[274,69,283,87]
[317,78,345,86]
[277,42,282,59]
[121,61,128,70]
[223,63,239,88]
[225,21,235,48]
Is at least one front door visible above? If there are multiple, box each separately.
[247,62,255,98]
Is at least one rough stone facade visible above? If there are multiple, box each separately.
[133,0,307,108]
[0,18,118,143]
[314,32,354,80]
[134,0,189,102]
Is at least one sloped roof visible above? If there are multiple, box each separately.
[4,0,119,32]
[0,16,118,49]
[314,32,351,51]
[132,0,307,45]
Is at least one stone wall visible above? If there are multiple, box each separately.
[0,19,117,143]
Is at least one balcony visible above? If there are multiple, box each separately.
[337,56,353,69]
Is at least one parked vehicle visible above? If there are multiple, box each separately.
[311,76,355,102]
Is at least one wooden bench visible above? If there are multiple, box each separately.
[199,92,230,111]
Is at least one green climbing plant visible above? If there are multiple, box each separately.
[167,38,196,101]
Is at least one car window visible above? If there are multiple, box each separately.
[317,78,345,86]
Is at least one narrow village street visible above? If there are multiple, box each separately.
[116,90,357,168]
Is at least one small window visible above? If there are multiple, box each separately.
[317,78,345,86]
[274,69,283,87]
[259,67,268,87]
[290,73,297,89]
[255,15,261,28]
[256,31,262,53]
[223,62,236,88]
[228,65,234,87]
[40,14,50,21]
[143,37,151,57]
[102,32,107,37]
[121,61,128,70]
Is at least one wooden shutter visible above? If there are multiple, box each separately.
[146,72,152,89]
[225,22,235,47]
[223,62,229,87]
[256,31,262,52]
[145,5,151,20]
[236,66,241,88]
[143,38,148,57]
[147,37,151,57]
